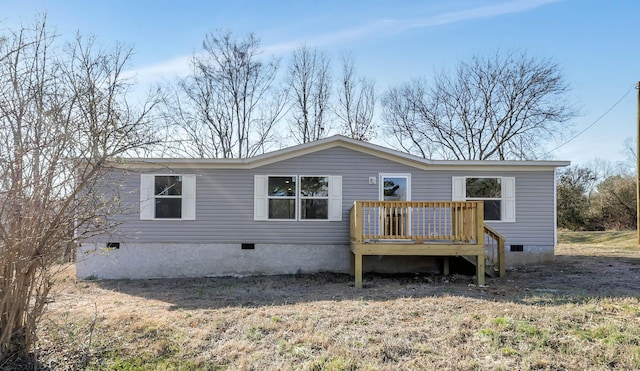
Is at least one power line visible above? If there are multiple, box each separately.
[546,86,635,154]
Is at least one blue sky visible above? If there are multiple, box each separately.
[3,0,638,166]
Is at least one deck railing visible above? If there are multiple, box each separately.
[484,224,506,277]
[349,200,506,287]
[350,200,483,243]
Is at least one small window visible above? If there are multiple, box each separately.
[154,175,183,219]
[140,174,196,221]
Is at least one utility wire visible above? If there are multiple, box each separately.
[546,86,635,154]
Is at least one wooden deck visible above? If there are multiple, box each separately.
[349,201,505,288]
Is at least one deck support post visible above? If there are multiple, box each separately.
[349,250,355,276]
[443,257,449,276]
[476,255,485,286]
[354,252,363,288]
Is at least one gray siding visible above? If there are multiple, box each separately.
[101,146,556,249]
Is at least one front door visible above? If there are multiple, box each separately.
[379,174,411,236]
[380,174,410,201]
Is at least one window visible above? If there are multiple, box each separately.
[154,175,183,218]
[466,178,502,220]
[268,176,296,219]
[300,176,329,219]
[452,176,515,222]
[254,175,341,221]
[140,174,196,220]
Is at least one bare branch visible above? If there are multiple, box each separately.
[168,31,286,158]
[381,50,576,160]
[336,53,376,141]
[287,45,332,143]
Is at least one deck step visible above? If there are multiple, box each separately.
[461,255,499,277]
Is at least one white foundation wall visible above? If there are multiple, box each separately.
[506,245,555,267]
[76,242,556,280]
[77,243,352,280]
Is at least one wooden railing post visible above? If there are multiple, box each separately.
[350,204,355,241]
[354,201,363,244]
[498,231,506,277]
[475,201,485,286]
[475,201,484,244]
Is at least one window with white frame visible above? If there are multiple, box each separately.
[154,175,183,218]
[140,174,196,220]
[452,176,515,222]
[255,175,341,221]
[300,176,329,219]
[268,176,297,219]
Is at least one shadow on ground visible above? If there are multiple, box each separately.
[91,253,640,311]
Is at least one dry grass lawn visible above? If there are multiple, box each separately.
[27,231,640,370]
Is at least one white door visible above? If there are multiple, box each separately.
[380,174,411,201]
[379,174,411,237]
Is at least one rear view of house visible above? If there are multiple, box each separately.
[77,135,569,284]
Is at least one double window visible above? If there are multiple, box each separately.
[255,175,342,221]
[140,174,196,220]
[452,176,515,222]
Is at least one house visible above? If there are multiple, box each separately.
[76,135,569,285]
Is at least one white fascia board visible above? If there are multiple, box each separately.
[107,134,571,171]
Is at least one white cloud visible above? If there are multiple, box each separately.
[124,0,561,84]
[266,0,563,51]
[403,0,562,29]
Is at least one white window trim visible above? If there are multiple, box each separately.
[140,174,196,221]
[452,176,515,223]
[254,175,342,222]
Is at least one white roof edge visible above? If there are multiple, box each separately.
[110,135,571,168]
[428,160,572,167]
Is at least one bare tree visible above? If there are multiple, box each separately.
[557,166,596,230]
[0,18,159,361]
[381,51,576,160]
[170,31,286,158]
[622,137,637,173]
[336,53,376,141]
[380,80,430,158]
[593,174,637,230]
[287,45,331,143]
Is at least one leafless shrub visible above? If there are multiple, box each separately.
[0,16,160,361]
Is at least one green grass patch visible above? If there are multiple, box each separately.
[558,230,637,247]
[492,316,510,326]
